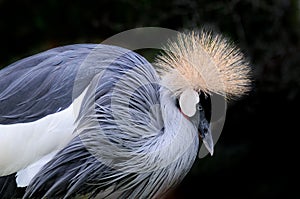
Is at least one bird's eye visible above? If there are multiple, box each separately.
[197,104,203,111]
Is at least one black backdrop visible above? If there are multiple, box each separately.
[0,0,298,198]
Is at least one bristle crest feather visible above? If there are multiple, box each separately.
[155,29,251,100]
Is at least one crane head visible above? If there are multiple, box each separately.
[178,88,213,155]
[155,28,251,156]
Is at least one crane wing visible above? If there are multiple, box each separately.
[0,44,96,125]
[1,43,163,198]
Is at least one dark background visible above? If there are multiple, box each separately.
[0,0,298,198]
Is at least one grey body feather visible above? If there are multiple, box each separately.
[0,44,199,198]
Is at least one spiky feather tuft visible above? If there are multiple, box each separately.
[155,29,251,100]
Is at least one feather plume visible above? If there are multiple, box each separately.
[155,29,251,99]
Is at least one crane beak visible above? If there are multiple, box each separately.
[198,116,214,156]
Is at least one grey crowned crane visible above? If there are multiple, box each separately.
[0,30,251,198]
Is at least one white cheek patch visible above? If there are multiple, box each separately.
[179,88,199,117]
